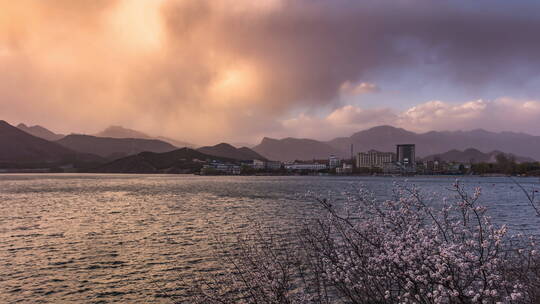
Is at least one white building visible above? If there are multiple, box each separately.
[284,163,327,171]
[357,150,396,168]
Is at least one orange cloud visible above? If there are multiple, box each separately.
[2,0,540,145]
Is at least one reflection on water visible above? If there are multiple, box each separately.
[1,174,539,303]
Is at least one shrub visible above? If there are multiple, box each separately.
[183,182,540,303]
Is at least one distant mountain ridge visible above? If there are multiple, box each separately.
[95,126,150,139]
[253,126,540,161]
[56,134,177,160]
[422,148,535,163]
[92,148,235,173]
[95,125,194,148]
[197,143,267,161]
[17,123,64,141]
[253,137,346,162]
[0,121,100,167]
[6,120,540,164]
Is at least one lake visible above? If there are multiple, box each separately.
[1,174,539,303]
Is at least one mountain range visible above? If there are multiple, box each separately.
[197,143,266,161]
[253,137,344,161]
[91,148,235,174]
[15,123,198,160]
[4,120,540,168]
[56,134,177,160]
[253,125,540,161]
[17,123,65,141]
[95,125,194,148]
[422,148,535,164]
[0,121,101,167]
[16,123,194,149]
[0,121,269,171]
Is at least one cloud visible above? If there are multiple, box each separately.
[400,100,488,128]
[282,105,395,139]
[1,0,540,144]
[281,98,540,140]
[326,105,395,126]
[339,82,380,96]
[399,98,540,134]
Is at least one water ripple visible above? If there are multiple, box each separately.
[1,174,539,302]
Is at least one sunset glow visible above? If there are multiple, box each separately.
[1,0,540,145]
[3,2,540,303]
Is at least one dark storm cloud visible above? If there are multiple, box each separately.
[1,0,540,143]
[204,0,540,98]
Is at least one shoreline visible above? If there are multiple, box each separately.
[0,171,531,178]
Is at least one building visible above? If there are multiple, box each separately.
[382,162,400,174]
[265,161,282,170]
[396,144,416,168]
[336,163,353,174]
[252,159,266,170]
[416,160,469,175]
[329,155,341,168]
[251,159,282,170]
[356,150,396,168]
[201,162,241,175]
[284,162,327,171]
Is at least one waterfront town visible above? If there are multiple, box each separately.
[200,144,476,176]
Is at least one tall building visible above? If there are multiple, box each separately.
[396,144,416,168]
[357,150,396,168]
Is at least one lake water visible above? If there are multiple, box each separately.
[1,174,539,303]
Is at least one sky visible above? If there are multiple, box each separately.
[1,0,540,145]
